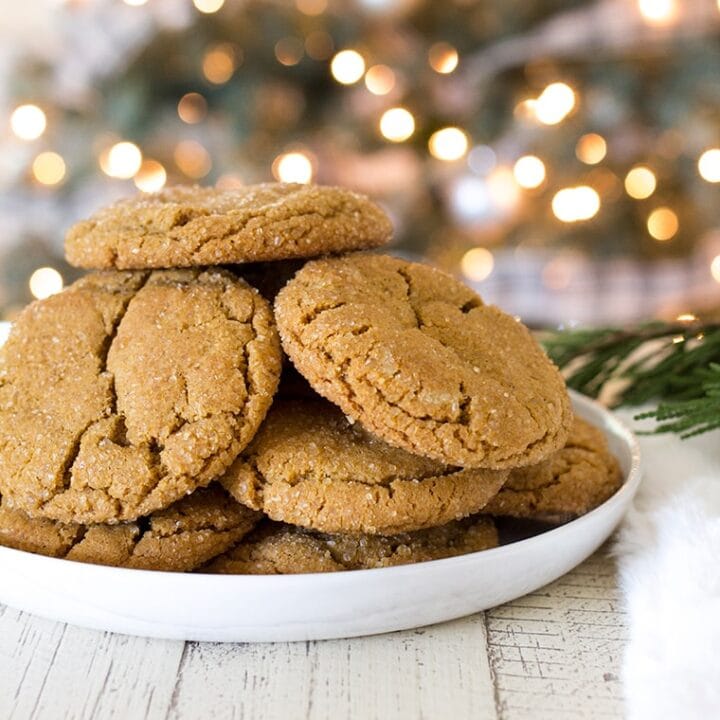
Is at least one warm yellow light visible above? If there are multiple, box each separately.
[365,65,395,96]
[429,127,469,161]
[174,140,211,179]
[273,152,313,184]
[461,247,494,282]
[216,173,244,190]
[123,0,148,5]
[193,0,224,13]
[552,186,600,222]
[514,99,537,121]
[134,160,167,192]
[29,267,63,300]
[379,107,415,142]
[100,141,142,179]
[576,133,607,164]
[428,42,459,74]
[534,82,575,125]
[711,255,720,283]
[202,44,237,84]
[487,167,521,213]
[513,155,546,189]
[625,166,656,199]
[10,104,47,141]
[32,152,66,186]
[305,31,334,61]
[698,148,720,183]
[275,37,304,67]
[177,93,207,124]
[647,207,678,241]
[296,0,327,14]
[638,0,677,24]
[330,50,365,85]
[676,313,697,322]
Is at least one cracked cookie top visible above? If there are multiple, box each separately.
[220,398,507,534]
[274,253,572,469]
[0,269,281,524]
[206,515,498,574]
[485,417,622,523]
[65,184,392,270]
[0,485,261,571]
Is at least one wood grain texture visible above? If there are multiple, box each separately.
[0,548,624,720]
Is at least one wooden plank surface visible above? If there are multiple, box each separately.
[0,548,624,720]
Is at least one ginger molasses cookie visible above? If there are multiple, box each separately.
[206,516,498,574]
[274,253,572,469]
[485,417,622,523]
[65,184,392,270]
[0,269,281,524]
[220,398,507,535]
[0,486,261,571]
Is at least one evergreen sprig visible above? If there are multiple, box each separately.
[542,321,720,437]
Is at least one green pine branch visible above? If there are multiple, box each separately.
[542,321,720,437]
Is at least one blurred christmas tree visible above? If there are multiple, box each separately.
[1,0,719,323]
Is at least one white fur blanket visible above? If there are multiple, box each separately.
[615,412,720,719]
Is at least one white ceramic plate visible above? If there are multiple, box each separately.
[0,390,640,643]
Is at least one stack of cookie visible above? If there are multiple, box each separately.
[0,183,621,574]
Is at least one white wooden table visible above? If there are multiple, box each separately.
[0,545,624,720]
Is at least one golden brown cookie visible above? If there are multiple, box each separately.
[485,417,622,523]
[0,268,281,524]
[274,253,572,469]
[220,398,508,535]
[0,486,261,571]
[65,184,392,270]
[206,516,498,574]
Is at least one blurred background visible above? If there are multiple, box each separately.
[0,0,719,325]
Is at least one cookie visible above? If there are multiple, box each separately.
[0,269,281,524]
[220,398,508,534]
[484,417,622,523]
[274,253,572,469]
[65,184,392,270]
[206,516,498,574]
[0,486,261,571]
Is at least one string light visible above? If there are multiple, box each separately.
[379,108,415,142]
[330,50,365,85]
[637,0,678,24]
[698,148,720,183]
[576,133,607,164]
[534,82,576,125]
[32,152,66,186]
[711,256,720,283]
[513,155,546,188]
[193,0,224,13]
[428,127,468,161]
[174,140,211,179]
[275,38,304,66]
[625,166,656,199]
[461,248,494,282]
[552,186,600,222]
[202,44,237,84]
[177,93,208,124]
[364,65,395,96]
[29,267,63,300]
[134,160,167,192]
[10,104,46,140]
[428,42,458,74]
[100,142,142,179]
[272,152,314,183]
[296,0,327,14]
[647,207,678,241]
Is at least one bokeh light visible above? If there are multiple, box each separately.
[134,159,167,192]
[177,93,208,124]
[296,0,327,15]
[428,42,458,74]
[174,140,211,178]
[330,50,366,85]
[29,267,63,300]
[711,255,720,283]
[365,65,395,96]
[273,152,314,183]
[552,186,600,222]
[10,104,47,140]
[625,166,656,199]
[100,141,142,179]
[698,148,720,183]
[379,107,415,142]
[513,155,546,188]
[638,0,678,24]
[428,127,469,161]
[275,38,304,67]
[461,247,494,282]
[32,152,66,186]
[123,0,148,5]
[534,82,576,125]
[576,133,607,164]
[193,0,225,13]
[202,44,237,84]
[647,207,678,240]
